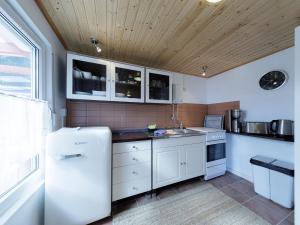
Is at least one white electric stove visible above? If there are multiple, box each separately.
[188,126,227,180]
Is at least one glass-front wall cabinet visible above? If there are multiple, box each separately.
[67,53,111,101]
[146,69,172,103]
[67,53,172,104]
[111,63,145,102]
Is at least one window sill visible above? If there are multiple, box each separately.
[0,169,44,224]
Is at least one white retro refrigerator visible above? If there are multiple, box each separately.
[45,127,112,225]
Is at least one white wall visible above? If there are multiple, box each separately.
[294,26,300,225]
[226,134,294,181]
[206,47,295,181]
[173,72,207,104]
[206,47,294,121]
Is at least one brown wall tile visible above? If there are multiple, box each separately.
[207,101,240,115]
[66,100,239,130]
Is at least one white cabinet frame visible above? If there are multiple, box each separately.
[110,62,145,103]
[67,53,111,101]
[146,68,173,104]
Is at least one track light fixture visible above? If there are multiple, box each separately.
[202,66,208,77]
[90,37,102,53]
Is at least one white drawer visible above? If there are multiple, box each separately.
[113,149,151,167]
[112,178,151,201]
[113,162,151,184]
[113,140,151,154]
[153,136,205,148]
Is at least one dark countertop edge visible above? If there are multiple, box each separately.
[227,132,294,142]
[112,129,155,143]
[112,135,152,143]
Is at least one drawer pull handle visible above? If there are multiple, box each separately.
[132,187,138,190]
[132,171,137,175]
[132,157,138,161]
[132,146,138,149]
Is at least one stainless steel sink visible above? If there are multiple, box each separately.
[164,128,203,138]
[176,129,198,134]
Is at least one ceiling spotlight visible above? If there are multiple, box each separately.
[202,66,208,77]
[90,37,102,53]
[96,46,101,53]
[206,0,223,3]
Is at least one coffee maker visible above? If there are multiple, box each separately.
[225,109,243,133]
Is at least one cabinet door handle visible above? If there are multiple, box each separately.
[132,157,138,161]
[132,146,138,150]
[180,162,184,165]
[132,171,137,175]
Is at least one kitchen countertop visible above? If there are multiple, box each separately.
[112,131,153,143]
[227,131,294,142]
[112,129,205,143]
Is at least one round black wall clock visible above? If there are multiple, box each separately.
[259,71,288,90]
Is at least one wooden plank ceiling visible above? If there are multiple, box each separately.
[36,0,300,77]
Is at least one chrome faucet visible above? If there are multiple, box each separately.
[172,103,184,129]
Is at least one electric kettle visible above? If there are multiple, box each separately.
[270,119,294,136]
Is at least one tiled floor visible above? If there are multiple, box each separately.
[90,172,294,225]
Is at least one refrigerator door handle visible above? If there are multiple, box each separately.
[56,153,83,160]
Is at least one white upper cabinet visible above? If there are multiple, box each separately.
[146,68,173,104]
[110,62,145,103]
[67,53,111,101]
[172,74,184,104]
[67,53,176,104]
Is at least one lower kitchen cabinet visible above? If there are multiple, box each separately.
[112,140,151,201]
[112,178,151,201]
[153,146,182,188]
[153,136,205,189]
[112,136,205,200]
[183,143,206,180]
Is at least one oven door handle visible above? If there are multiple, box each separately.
[206,140,226,145]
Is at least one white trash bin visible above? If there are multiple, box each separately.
[270,160,294,208]
[250,155,275,199]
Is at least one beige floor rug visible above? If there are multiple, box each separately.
[113,183,270,225]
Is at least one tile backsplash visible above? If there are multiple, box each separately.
[66,100,239,130]
[208,101,240,115]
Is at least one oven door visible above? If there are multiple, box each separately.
[206,140,226,164]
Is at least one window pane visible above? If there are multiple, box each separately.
[0,14,40,198]
[0,14,37,98]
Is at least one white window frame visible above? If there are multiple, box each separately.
[0,3,47,100]
[0,11,39,99]
[0,1,49,222]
